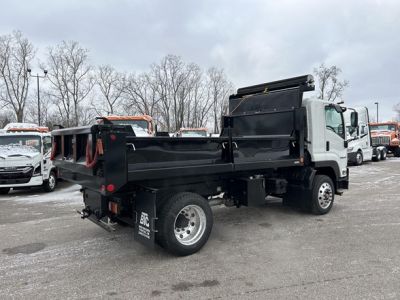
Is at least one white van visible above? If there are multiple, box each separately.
[0,124,57,194]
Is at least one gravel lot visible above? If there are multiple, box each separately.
[1,158,400,299]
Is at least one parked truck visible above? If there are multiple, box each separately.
[345,107,387,164]
[51,75,352,256]
[97,115,155,137]
[0,124,57,194]
[370,121,400,158]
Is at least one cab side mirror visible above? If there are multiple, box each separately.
[350,111,358,128]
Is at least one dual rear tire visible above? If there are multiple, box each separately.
[373,148,387,161]
[157,192,213,256]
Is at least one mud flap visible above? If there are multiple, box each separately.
[134,190,157,248]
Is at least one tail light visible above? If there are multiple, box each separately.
[106,184,115,192]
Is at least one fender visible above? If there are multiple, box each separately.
[312,160,349,193]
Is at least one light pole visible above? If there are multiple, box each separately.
[27,68,47,126]
[374,102,379,123]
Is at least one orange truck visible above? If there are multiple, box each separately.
[370,121,400,157]
[97,115,154,137]
[176,127,209,137]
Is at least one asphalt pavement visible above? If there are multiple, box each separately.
[1,158,400,299]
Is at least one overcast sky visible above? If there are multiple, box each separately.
[1,0,400,120]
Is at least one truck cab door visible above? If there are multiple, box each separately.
[324,105,348,177]
[42,136,52,174]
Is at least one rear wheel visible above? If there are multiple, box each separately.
[355,150,363,166]
[157,192,213,256]
[380,148,387,160]
[43,171,57,192]
[373,150,381,161]
[394,148,400,157]
[0,188,10,195]
[310,175,335,215]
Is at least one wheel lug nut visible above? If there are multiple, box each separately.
[186,230,190,234]
[191,222,195,226]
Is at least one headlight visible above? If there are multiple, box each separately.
[33,165,41,176]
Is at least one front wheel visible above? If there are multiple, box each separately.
[380,148,387,160]
[355,150,363,166]
[157,192,213,256]
[310,175,335,215]
[43,171,57,192]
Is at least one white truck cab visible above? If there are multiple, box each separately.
[303,98,349,180]
[343,107,373,165]
[0,124,57,194]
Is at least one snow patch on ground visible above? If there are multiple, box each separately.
[0,183,82,205]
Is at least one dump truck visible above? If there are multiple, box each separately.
[370,121,400,157]
[51,75,352,256]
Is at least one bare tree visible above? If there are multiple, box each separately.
[123,72,161,118]
[314,63,349,102]
[0,31,35,121]
[184,68,212,128]
[92,65,125,116]
[147,55,208,132]
[78,106,96,125]
[207,67,234,133]
[44,41,94,127]
[24,91,52,126]
[0,110,15,128]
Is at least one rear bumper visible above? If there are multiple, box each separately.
[0,176,43,188]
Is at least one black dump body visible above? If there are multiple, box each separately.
[52,75,314,195]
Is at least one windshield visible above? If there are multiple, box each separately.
[370,124,396,131]
[0,135,41,156]
[181,131,208,137]
[111,120,149,130]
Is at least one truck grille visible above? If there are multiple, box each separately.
[0,166,33,184]
[372,136,390,146]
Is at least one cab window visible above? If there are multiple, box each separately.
[361,125,366,135]
[43,136,52,154]
[325,106,344,139]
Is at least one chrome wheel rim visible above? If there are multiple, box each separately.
[318,182,333,209]
[48,174,56,190]
[174,205,206,246]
